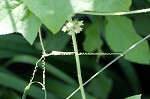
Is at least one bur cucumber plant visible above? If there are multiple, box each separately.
[0,0,150,99]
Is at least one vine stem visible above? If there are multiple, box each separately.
[22,28,47,99]
[66,34,150,99]
[79,8,150,16]
[71,32,86,99]
[45,51,122,56]
[39,28,46,55]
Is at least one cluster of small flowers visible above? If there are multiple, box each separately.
[62,20,84,35]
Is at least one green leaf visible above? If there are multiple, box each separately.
[71,0,131,13]
[125,94,141,99]
[22,0,72,34]
[105,16,150,64]
[22,0,131,34]
[92,0,131,12]
[0,71,58,99]
[83,24,103,52]
[0,0,41,44]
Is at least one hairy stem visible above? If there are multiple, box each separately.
[71,32,86,99]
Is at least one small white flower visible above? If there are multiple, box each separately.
[77,21,84,26]
[62,20,84,35]
[62,26,67,32]
[74,27,83,34]
[66,22,73,28]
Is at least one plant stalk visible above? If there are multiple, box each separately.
[71,32,86,99]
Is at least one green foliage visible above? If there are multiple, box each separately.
[83,24,103,52]
[22,0,72,34]
[0,0,149,99]
[0,0,132,43]
[105,16,150,64]
[0,71,58,99]
[92,0,131,12]
[0,0,41,44]
[22,0,131,34]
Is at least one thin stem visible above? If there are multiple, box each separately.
[66,34,150,99]
[29,57,43,83]
[79,8,150,16]
[71,32,86,99]
[39,28,46,55]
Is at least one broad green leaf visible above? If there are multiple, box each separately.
[8,55,77,86]
[0,0,41,44]
[22,0,131,34]
[22,0,73,34]
[125,94,141,99]
[105,16,150,64]
[83,24,103,52]
[0,71,58,99]
[87,71,112,99]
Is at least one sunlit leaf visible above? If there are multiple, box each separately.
[22,0,131,34]
[125,94,141,99]
[0,0,41,44]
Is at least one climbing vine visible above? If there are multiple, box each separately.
[0,0,150,99]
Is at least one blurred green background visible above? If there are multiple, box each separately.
[0,0,150,99]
